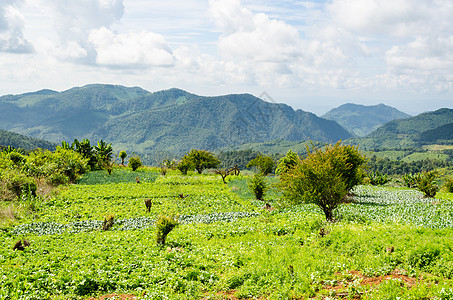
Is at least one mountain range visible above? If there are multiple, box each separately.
[0,84,351,154]
[322,103,411,137]
[1,84,452,155]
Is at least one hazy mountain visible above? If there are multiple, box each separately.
[0,129,56,150]
[353,108,453,149]
[322,103,411,137]
[0,84,352,154]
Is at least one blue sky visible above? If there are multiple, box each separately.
[1,0,453,115]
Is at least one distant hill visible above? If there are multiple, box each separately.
[0,84,352,155]
[0,129,56,150]
[353,108,453,149]
[322,103,410,137]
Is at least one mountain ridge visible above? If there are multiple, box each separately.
[0,84,352,154]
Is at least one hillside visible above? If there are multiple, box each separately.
[353,108,453,149]
[0,84,352,154]
[322,103,410,136]
[0,129,56,150]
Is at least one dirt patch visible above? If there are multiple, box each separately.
[87,294,137,300]
[322,269,420,299]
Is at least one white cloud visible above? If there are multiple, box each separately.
[88,27,174,67]
[0,0,33,53]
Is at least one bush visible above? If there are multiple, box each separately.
[177,159,194,175]
[247,155,275,175]
[119,151,127,165]
[443,177,453,193]
[129,155,142,171]
[1,169,36,199]
[275,150,299,175]
[279,141,366,221]
[248,173,267,200]
[156,215,178,245]
[416,171,439,198]
[180,149,220,174]
[369,171,390,186]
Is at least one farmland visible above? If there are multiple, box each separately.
[2,168,453,299]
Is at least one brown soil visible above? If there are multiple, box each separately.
[322,269,420,299]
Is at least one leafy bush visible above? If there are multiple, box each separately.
[443,177,453,193]
[128,155,142,171]
[248,173,267,200]
[247,154,275,175]
[369,171,390,186]
[408,244,441,270]
[156,215,178,245]
[177,159,194,175]
[179,149,220,174]
[402,173,421,188]
[279,141,366,221]
[119,150,127,165]
[1,169,36,199]
[416,171,439,198]
[275,149,299,175]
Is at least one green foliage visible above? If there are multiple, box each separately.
[119,150,127,165]
[248,173,267,200]
[408,244,442,270]
[416,171,439,198]
[247,154,275,175]
[155,215,178,245]
[180,149,220,174]
[94,140,113,167]
[280,142,366,221]
[1,169,36,199]
[128,155,142,171]
[275,149,299,175]
[444,177,453,193]
[402,172,420,188]
[0,129,56,150]
[368,171,390,186]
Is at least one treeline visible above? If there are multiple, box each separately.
[216,149,283,170]
[0,129,56,151]
[368,156,452,175]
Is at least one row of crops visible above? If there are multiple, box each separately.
[2,168,453,299]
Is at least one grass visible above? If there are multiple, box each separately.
[2,169,453,299]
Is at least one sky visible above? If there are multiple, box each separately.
[1,0,453,116]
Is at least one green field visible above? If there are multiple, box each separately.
[2,168,453,299]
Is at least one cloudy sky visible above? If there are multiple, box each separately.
[1,0,452,115]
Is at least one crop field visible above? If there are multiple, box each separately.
[2,168,453,299]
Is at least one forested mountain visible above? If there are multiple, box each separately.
[0,84,352,154]
[322,103,410,137]
[0,129,56,150]
[354,108,453,149]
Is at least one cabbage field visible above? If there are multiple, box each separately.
[2,168,453,299]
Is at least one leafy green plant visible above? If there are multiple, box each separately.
[279,141,366,221]
[248,173,267,200]
[443,177,453,193]
[155,215,178,245]
[179,149,220,174]
[402,173,420,188]
[128,155,142,171]
[369,171,390,186]
[247,154,275,175]
[275,149,299,175]
[416,171,439,198]
[119,150,127,165]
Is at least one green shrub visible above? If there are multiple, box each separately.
[119,150,127,165]
[275,150,299,175]
[443,177,453,193]
[247,154,275,175]
[177,159,194,175]
[156,215,178,245]
[1,169,36,199]
[8,151,25,166]
[179,149,220,174]
[408,245,441,270]
[279,141,366,221]
[128,155,142,171]
[416,171,439,198]
[369,171,390,186]
[248,173,267,200]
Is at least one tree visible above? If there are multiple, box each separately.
[119,151,127,165]
[279,142,366,221]
[275,149,299,175]
[94,140,113,167]
[129,155,142,171]
[180,149,220,174]
[248,173,267,200]
[247,154,275,175]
